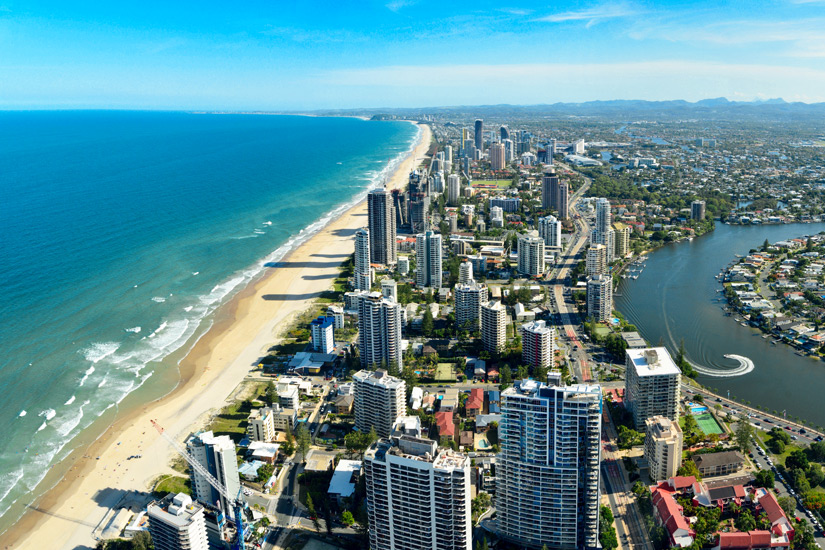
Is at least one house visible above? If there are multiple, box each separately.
[434,411,455,441]
[328,460,362,505]
[334,394,354,414]
[475,414,501,433]
[459,431,474,448]
[466,388,484,418]
[651,488,695,547]
[692,451,745,477]
[247,441,281,464]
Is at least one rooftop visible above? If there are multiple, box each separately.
[626,347,682,377]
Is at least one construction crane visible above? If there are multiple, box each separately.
[151,419,247,550]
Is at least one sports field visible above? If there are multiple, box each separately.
[435,363,457,381]
[695,412,724,435]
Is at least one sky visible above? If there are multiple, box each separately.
[2,0,825,110]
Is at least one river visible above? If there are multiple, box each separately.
[616,221,825,429]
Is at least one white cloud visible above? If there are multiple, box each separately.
[386,0,415,12]
[535,2,640,28]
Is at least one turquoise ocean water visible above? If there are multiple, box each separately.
[0,111,418,527]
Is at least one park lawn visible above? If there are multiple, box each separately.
[474,179,512,188]
[154,474,191,496]
[754,430,802,465]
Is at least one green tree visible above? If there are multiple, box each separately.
[734,416,754,453]
[753,469,775,489]
[265,381,278,406]
[677,459,702,480]
[296,423,312,464]
[306,492,321,532]
[787,448,810,471]
[807,464,825,488]
[735,510,756,532]
[341,510,355,526]
[500,365,513,389]
[422,307,434,337]
[599,505,619,550]
[778,496,796,518]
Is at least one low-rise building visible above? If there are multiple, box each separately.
[691,451,745,478]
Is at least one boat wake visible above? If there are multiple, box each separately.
[688,354,754,377]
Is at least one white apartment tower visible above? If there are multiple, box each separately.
[691,200,706,221]
[645,415,684,482]
[591,198,615,262]
[538,215,562,248]
[357,292,402,372]
[455,281,488,332]
[458,260,473,285]
[381,278,397,302]
[147,493,209,550]
[310,315,335,354]
[447,174,461,206]
[586,274,612,322]
[368,188,397,265]
[520,320,555,370]
[353,369,407,438]
[614,223,631,259]
[415,230,442,289]
[481,300,507,353]
[186,431,241,517]
[625,348,682,429]
[354,227,373,291]
[497,381,602,550]
[517,231,546,277]
[364,436,471,550]
[586,244,607,277]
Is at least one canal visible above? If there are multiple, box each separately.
[616,221,825,429]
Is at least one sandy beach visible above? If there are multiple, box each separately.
[2,121,431,550]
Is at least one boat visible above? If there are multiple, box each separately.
[740,322,748,327]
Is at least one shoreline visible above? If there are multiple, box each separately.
[1,121,432,550]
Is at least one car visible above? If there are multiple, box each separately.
[785,426,793,431]
[815,435,824,442]
[792,435,799,440]
[763,418,772,423]
[800,428,807,434]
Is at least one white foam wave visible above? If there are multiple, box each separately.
[192,271,199,276]
[64,395,76,406]
[79,365,95,386]
[147,321,168,339]
[97,377,107,388]
[184,306,193,312]
[151,296,166,303]
[39,409,56,421]
[200,276,246,307]
[55,400,90,437]
[82,342,120,363]
[688,354,754,377]
[263,221,272,226]
[18,410,26,418]
[37,422,47,432]
[125,326,141,334]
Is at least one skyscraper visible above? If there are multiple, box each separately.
[497,380,602,550]
[586,274,612,322]
[517,231,546,277]
[500,125,510,141]
[364,436,471,550]
[447,174,460,206]
[310,316,335,354]
[490,142,506,171]
[591,198,615,262]
[368,188,397,265]
[455,280,488,331]
[541,169,559,211]
[613,223,631,258]
[354,227,372,291]
[538,215,562,248]
[691,200,706,221]
[357,292,402,371]
[481,300,506,353]
[408,171,430,233]
[625,348,682,429]
[557,181,569,219]
[415,230,442,289]
[474,119,483,151]
[186,431,241,516]
[458,260,473,285]
[586,244,607,277]
[520,320,555,370]
[353,369,406,437]
[645,415,684,482]
[147,493,209,550]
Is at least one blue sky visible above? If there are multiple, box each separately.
[2,0,825,109]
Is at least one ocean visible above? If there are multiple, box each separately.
[0,111,418,528]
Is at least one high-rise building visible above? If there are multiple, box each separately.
[520,320,555,370]
[613,223,631,258]
[353,369,406,437]
[392,189,407,229]
[595,198,611,233]
[354,227,373,291]
[458,261,473,285]
[447,174,460,206]
[503,139,514,162]
[381,278,397,302]
[500,125,510,141]
[490,206,504,228]
[557,181,569,220]
[474,119,484,151]
[538,215,562,248]
[448,211,458,233]
[591,198,615,262]
[645,415,684,482]
[397,256,409,275]
[444,144,453,163]
[455,281,488,331]
[541,169,559,211]
[691,200,706,221]
[517,231,545,277]
[490,142,506,171]
[186,431,241,516]
[357,292,402,372]
[481,300,507,353]
[415,230,442,289]
[497,380,602,550]
[625,348,682,429]
[311,316,335,354]
[364,436,471,550]
[147,493,209,550]
[586,244,607,277]
[489,196,521,213]
[408,171,430,233]
[247,407,276,443]
[368,188,397,265]
[586,274,612,322]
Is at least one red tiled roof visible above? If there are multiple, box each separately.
[759,491,785,523]
[435,411,455,437]
[718,532,753,549]
[652,489,690,534]
[466,389,484,411]
[670,476,697,490]
[748,530,771,546]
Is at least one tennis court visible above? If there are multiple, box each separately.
[695,412,724,435]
